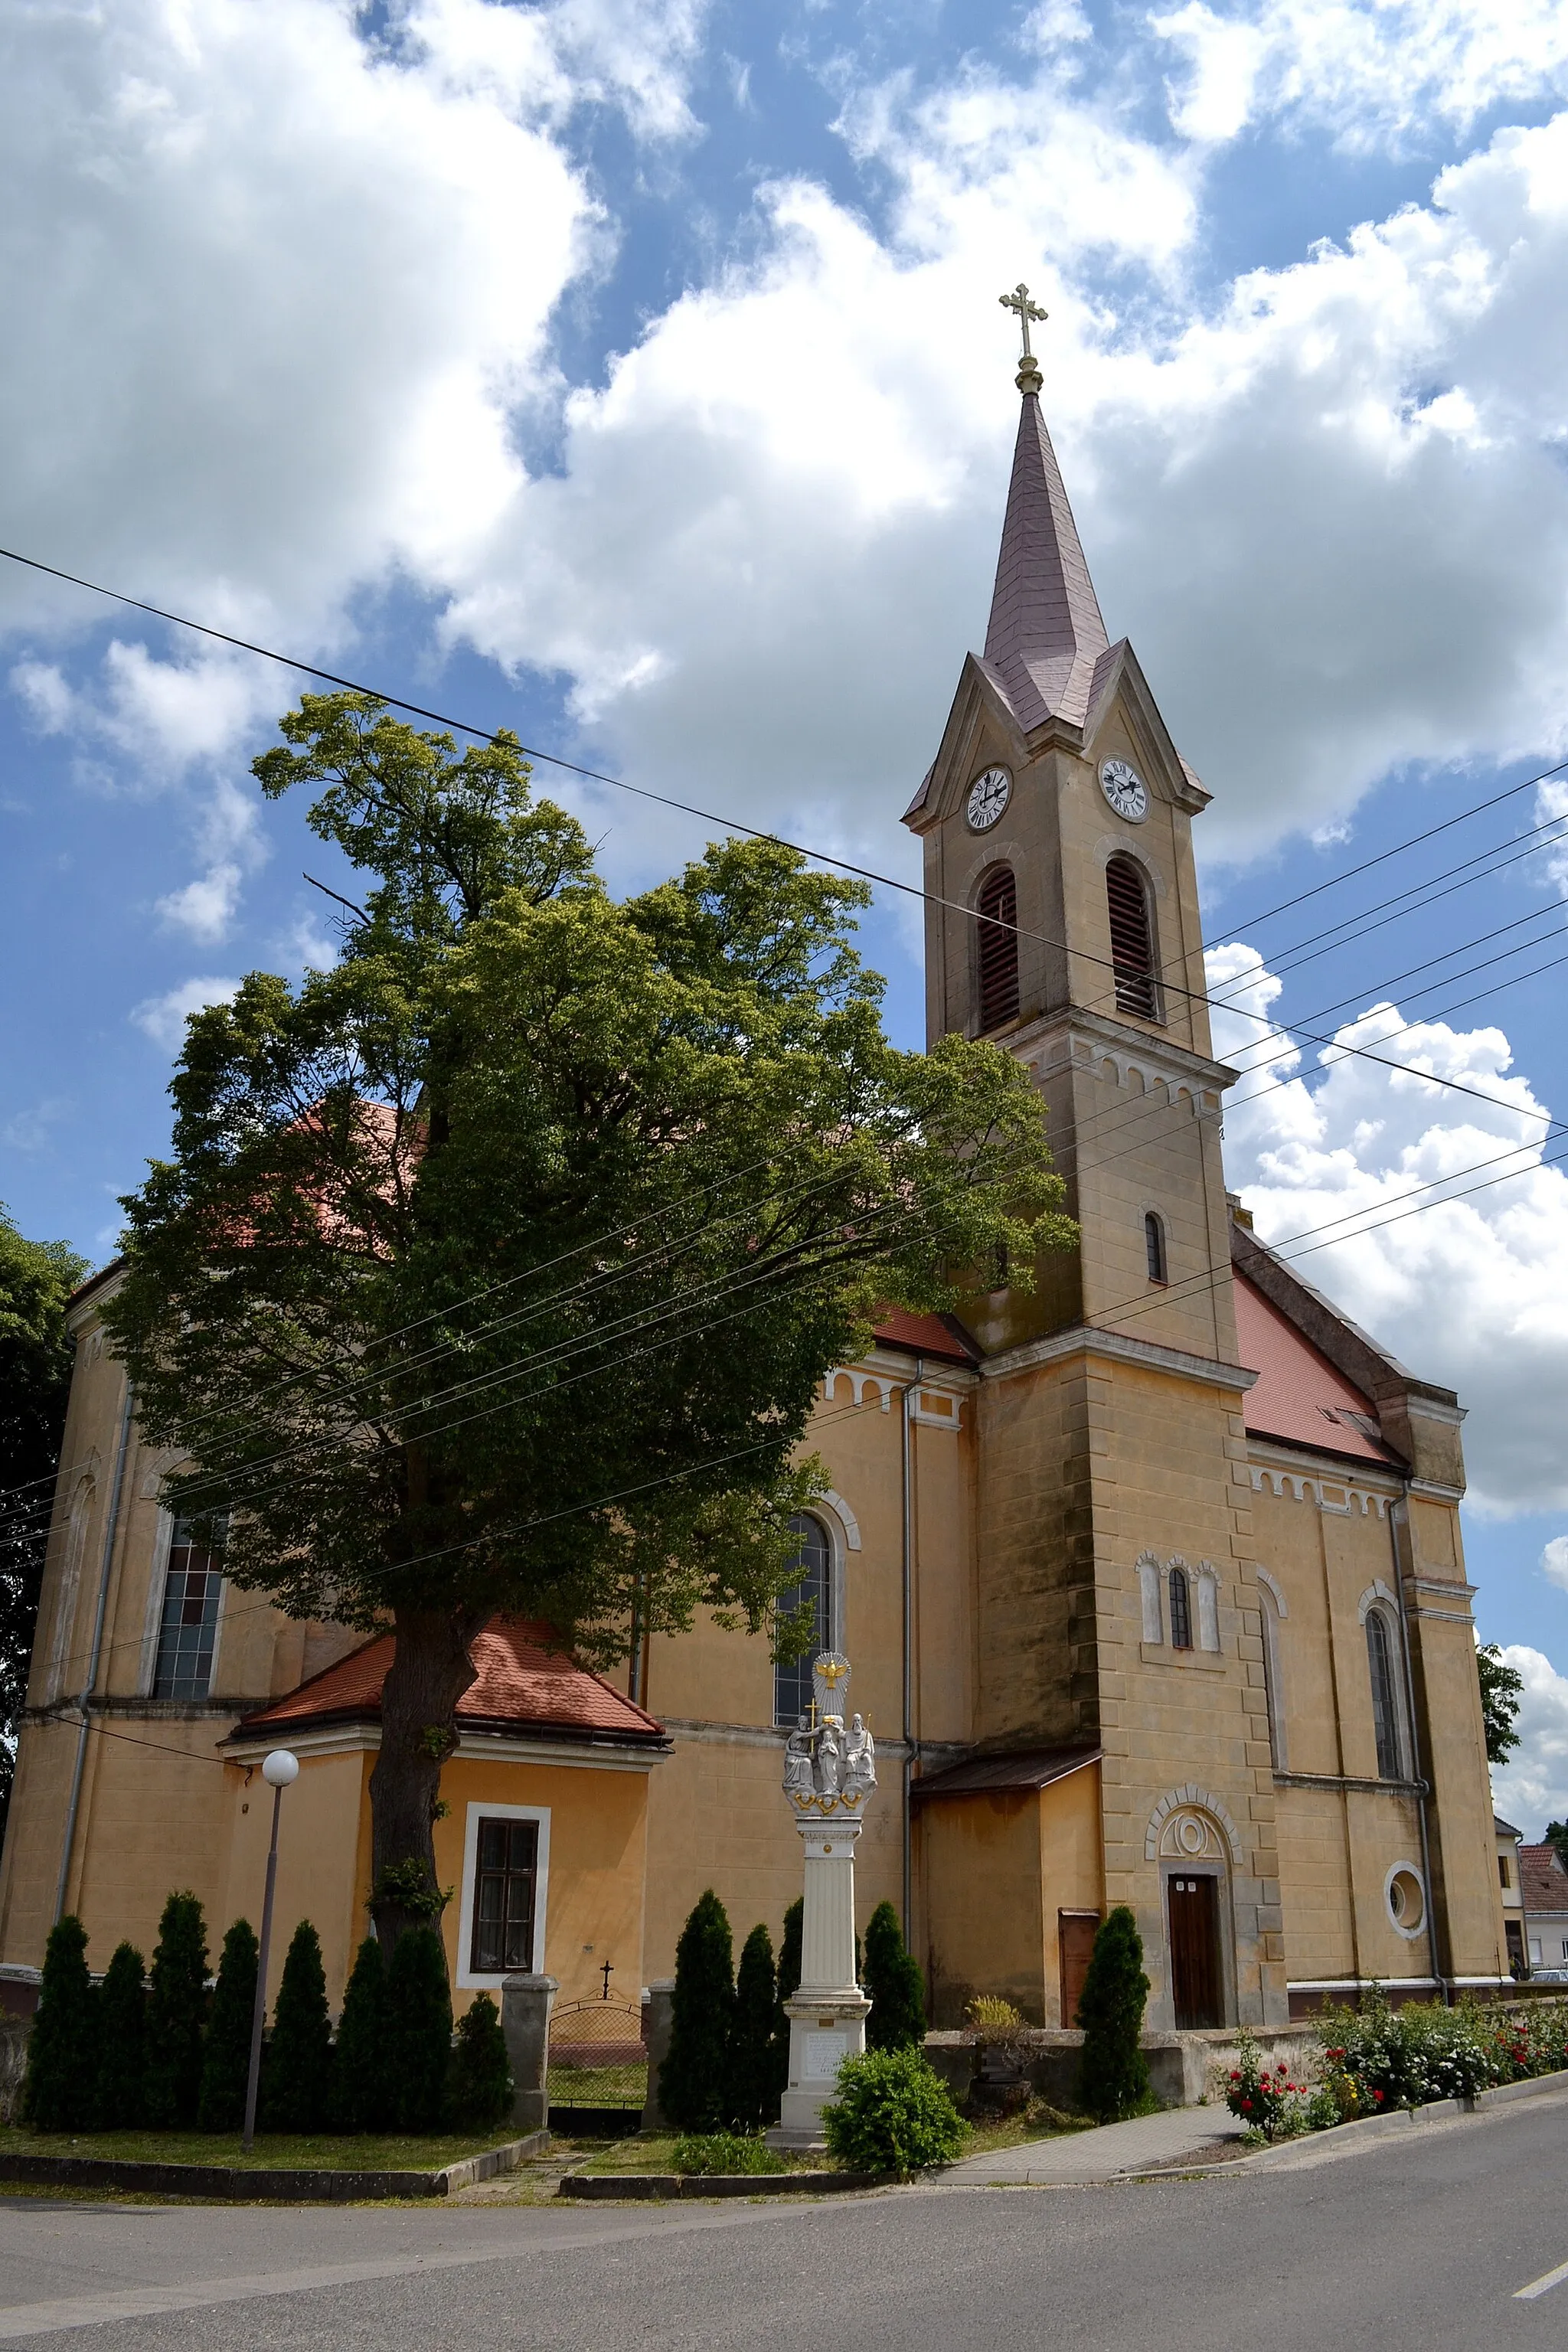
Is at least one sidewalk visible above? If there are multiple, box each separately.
[938,2105,1243,2185]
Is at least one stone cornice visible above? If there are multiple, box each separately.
[1011,1004,1237,1096]
[982,1321,1256,1394]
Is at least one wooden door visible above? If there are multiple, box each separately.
[1168,1875,1222,2029]
[1058,1911,1100,2027]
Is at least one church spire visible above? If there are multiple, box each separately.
[983,286,1109,735]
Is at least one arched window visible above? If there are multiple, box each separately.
[774,1514,833,1727]
[1106,856,1158,1020]
[1366,1609,1402,1779]
[1168,1563,1193,1651]
[154,1514,228,1701]
[976,867,1020,1032]
[1145,1211,1168,1284]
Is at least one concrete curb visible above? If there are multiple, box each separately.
[557,2170,886,2200]
[0,2131,552,2203]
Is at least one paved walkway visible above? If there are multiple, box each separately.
[939,2104,1243,2184]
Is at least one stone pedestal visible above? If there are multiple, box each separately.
[768,1816,871,2150]
[501,1971,558,2132]
[639,1978,675,2132]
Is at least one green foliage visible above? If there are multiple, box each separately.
[91,1942,147,2131]
[0,1207,89,1831]
[821,2047,965,2177]
[1547,1821,1568,1868]
[1076,1906,1151,2123]
[22,1916,96,2130]
[727,1924,779,2130]
[328,1935,392,2133]
[144,1892,208,2128]
[386,1925,452,2132]
[659,1890,735,2132]
[1478,1643,1524,1766]
[99,691,1071,1921]
[447,1994,513,2133]
[671,2131,786,2175]
[1220,2027,1308,2141]
[368,1860,450,1922]
[863,1901,926,2052]
[1312,1988,1568,2114]
[198,1919,258,2133]
[260,1922,333,2132]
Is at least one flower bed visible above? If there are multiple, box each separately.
[1217,1994,1568,2141]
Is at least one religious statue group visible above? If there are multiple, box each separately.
[783,1707,876,1806]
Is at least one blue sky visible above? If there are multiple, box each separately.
[5,0,1568,1820]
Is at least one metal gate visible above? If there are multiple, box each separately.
[547,1998,648,2112]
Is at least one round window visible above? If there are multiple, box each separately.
[1386,1865,1426,1939]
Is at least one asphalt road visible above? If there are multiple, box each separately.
[0,2088,1565,2350]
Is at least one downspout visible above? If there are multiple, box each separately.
[54,1377,133,1926]
[1390,1494,1442,2000]
[901,1359,923,1936]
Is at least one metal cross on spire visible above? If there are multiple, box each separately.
[999,282,1047,394]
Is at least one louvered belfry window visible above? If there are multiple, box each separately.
[1106,856,1158,1019]
[976,867,1020,1031]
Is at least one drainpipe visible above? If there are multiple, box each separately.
[900,1359,923,1936]
[1390,1494,1442,2001]
[54,1377,133,1925]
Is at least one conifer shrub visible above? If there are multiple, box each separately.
[863,1901,926,2052]
[1076,1905,1152,2122]
[198,1919,258,2133]
[821,2046,965,2177]
[727,1924,778,2129]
[328,1935,392,2133]
[91,1942,147,2131]
[260,1921,333,2133]
[447,1994,513,2133]
[22,1915,96,2130]
[658,1889,735,2132]
[144,1891,209,2128]
[387,1925,452,2132]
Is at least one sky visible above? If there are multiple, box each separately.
[5,0,1568,1824]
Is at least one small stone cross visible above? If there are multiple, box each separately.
[999,282,1047,362]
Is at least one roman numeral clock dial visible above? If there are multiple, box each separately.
[1099,759,1148,822]
[965,766,1011,831]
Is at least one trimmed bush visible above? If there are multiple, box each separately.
[387,1925,452,2132]
[328,1935,392,2133]
[822,2046,965,2177]
[198,1919,258,2133]
[260,1921,333,2132]
[1076,1906,1151,2123]
[863,1901,926,2052]
[22,1915,96,2130]
[672,2131,786,2176]
[92,1942,147,2131]
[727,1924,779,2130]
[145,1891,208,2128]
[448,1994,513,2133]
[659,1889,735,2133]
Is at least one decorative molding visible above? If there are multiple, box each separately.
[1272,1769,1426,1798]
[822,1367,896,1412]
[1255,1566,1289,1619]
[1357,1579,1399,1625]
[1249,1464,1391,1519]
[910,1388,964,1432]
[1092,831,1168,897]
[818,1490,862,1552]
[1384,1859,1428,1944]
[1135,1552,1163,1644]
[1145,1784,1242,1864]
[985,1323,1256,1394]
[1194,1560,1220,1654]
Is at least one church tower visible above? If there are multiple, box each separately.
[906,296,1285,2027]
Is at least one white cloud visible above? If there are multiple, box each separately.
[1491,1645,1568,1836]
[1544,1538,1568,1595]
[130,977,241,1054]
[9,661,72,733]
[155,863,243,943]
[1,1097,70,1155]
[1210,943,1568,1514]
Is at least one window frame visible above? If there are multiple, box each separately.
[974,864,1021,1033]
[456,1801,551,1990]
[151,1512,229,1702]
[1168,1563,1193,1651]
[1144,1210,1168,1285]
[774,1512,837,1728]
[1105,854,1161,1023]
[1365,1606,1403,1780]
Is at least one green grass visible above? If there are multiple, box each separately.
[0,2126,510,2173]
[571,2132,825,2175]
[546,2062,646,2107]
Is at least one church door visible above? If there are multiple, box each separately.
[1168,1875,1223,2029]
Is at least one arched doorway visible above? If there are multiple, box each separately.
[1148,1795,1237,2030]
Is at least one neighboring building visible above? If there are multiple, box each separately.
[1521,1842,1568,1976]
[0,338,1512,2030]
[1496,1815,1527,1976]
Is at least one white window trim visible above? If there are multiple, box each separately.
[1136,1552,1163,1643]
[456,1800,551,1991]
[1257,1578,1288,1770]
[1384,1860,1426,1942]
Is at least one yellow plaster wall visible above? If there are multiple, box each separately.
[917,1789,1045,2024]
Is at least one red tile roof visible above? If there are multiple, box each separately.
[1521,1844,1568,1912]
[871,1308,979,1366]
[233,1618,667,1748]
[1234,1271,1400,1467]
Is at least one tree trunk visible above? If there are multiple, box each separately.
[368,1604,483,1957]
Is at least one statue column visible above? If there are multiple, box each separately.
[768,1655,875,2150]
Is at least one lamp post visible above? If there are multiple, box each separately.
[241,1748,299,2154]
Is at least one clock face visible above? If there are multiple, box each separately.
[965,766,1011,831]
[1099,758,1148,823]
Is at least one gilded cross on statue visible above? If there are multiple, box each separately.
[999,282,1047,392]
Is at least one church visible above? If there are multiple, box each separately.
[0,313,1510,2040]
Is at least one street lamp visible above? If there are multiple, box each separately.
[241,1748,299,2154]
